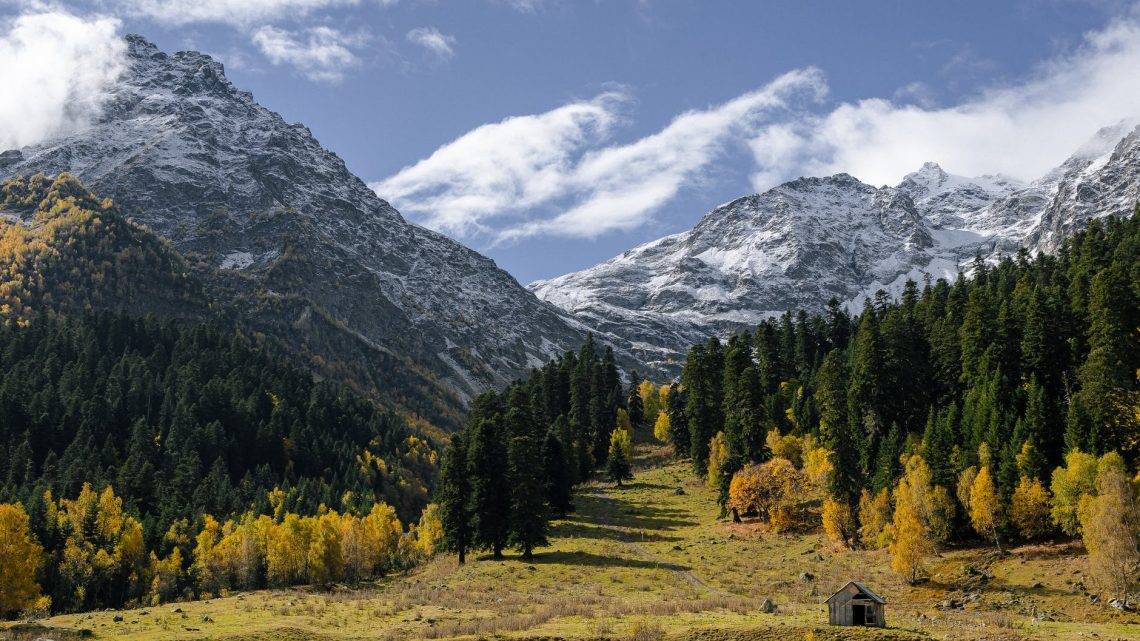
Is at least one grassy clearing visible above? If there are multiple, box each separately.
[8,446,1138,641]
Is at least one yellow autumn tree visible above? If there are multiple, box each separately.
[706,431,729,489]
[0,503,45,617]
[638,380,661,425]
[653,411,671,444]
[765,429,804,467]
[266,513,310,586]
[148,547,183,605]
[969,466,1003,551]
[1079,453,1140,605]
[887,455,951,582]
[889,482,931,583]
[727,458,806,532]
[307,511,345,587]
[822,498,855,547]
[55,484,147,610]
[1049,450,1099,535]
[415,503,444,557]
[1010,477,1053,540]
[858,488,893,549]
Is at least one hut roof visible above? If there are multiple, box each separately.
[826,581,886,604]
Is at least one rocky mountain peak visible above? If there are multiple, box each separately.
[2,35,593,426]
[533,122,1140,372]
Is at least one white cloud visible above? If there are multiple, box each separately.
[373,90,631,235]
[252,25,365,83]
[113,0,397,27]
[406,26,455,59]
[0,10,125,151]
[747,13,1140,189]
[374,69,825,240]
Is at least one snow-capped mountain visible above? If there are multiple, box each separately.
[531,123,1140,370]
[0,35,590,420]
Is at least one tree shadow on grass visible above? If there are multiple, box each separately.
[530,549,691,572]
[551,520,684,543]
[564,493,698,530]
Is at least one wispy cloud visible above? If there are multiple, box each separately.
[746,12,1140,189]
[373,90,631,235]
[406,26,455,59]
[252,25,366,83]
[0,9,125,150]
[373,69,824,241]
[112,0,397,27]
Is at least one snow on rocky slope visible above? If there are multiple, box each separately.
[531,122,1140,370]
[0,35,592,421]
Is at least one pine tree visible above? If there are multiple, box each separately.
[468,419,510,559]
[507,435,547,560]
[871,423,901,493]
[923,404,958,489]
[627,378,645,433]
[815,350,860,511]
[436,434,472,564]
[848,303,885,476]
[541,430,573,516]
[665,384,689,458]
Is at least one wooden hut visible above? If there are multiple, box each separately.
[826,581,886,627]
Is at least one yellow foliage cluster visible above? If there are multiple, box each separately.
[726,458,808,532]
[887,455,953,582]
[821,498,855,546]
[762,429,832,497]
[50,484,148,610]
[1010,477,1052,540]
[0,174,201,324]
[195,500,416,596]
[638,380,667,429]
[858,488,892,550]
[968,466,1002,549]
[706,431,729,490]
[1074,452,1139,602]
[0,503,45,617]
[1049,450,1099,536]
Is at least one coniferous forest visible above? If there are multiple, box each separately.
[0,312,440,614]
[439,211,1138,597]
[436,336,629,562]
[0,174,451,617]
[664,211,1139,578]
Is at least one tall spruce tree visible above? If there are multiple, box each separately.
[437,434,472,564]
[508,434,547,560]
[542,429,573,516]
[468,418,511,559]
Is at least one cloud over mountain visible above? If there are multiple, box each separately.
[0,9,125,151]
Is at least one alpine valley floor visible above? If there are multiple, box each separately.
[9,447,1138,641]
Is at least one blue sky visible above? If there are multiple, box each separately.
[4,1,1140,282]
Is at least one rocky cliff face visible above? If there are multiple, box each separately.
[531,123,1140,370]
[1,35,590,426]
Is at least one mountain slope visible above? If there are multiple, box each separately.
[0,35,589,428]
[531,123,1140,369]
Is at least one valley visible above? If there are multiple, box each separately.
[12,450,1137,641]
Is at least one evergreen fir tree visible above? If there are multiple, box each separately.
[541,429,573,516]
[437,434,472,564]
[507,434,547,560]
[468,418,511,559]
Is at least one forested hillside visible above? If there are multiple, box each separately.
[0,174,446,617]
[435,211,1138,607]
[661,210,1139,596]
[0,174,209,322]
